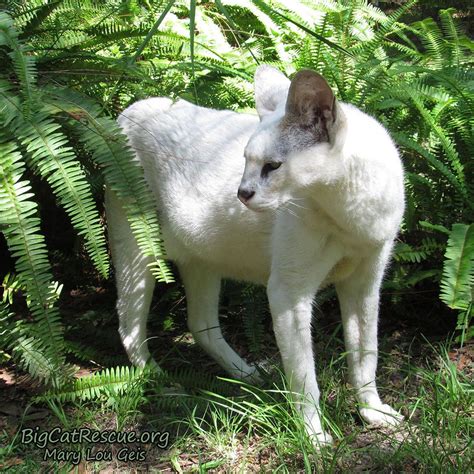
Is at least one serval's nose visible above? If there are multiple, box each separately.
[237,188,255,204]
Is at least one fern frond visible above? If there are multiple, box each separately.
[415,17,446,68]
[78,24,151,51]
[0,12,37,114]
[159,367,235,396]
[440,223,473,311]
[394,238,443,264]
[0,79,20,127]
[0,302,50,380]
[40,365,148,403]
[350,0,414,62]
[0,140,66,386]
[407,91,466,190]
[439,9,461,65]
[394,243,428,264]
[18,0,63,39]
[0,86,109,278]
[1,272,24,305]
[0,300,15,349]
[14,335,62,381]
[20,115,109,277]
[394,132,469,205]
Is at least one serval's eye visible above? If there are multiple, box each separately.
[261,162,282,178]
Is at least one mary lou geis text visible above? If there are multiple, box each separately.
[20,427,170,465]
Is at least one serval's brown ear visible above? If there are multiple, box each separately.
[285,69,336,142]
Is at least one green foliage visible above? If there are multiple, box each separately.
[39,365,148,403]
[0,140,66,385]
[394,238,443,264]
[440,224,473,343]
[1,273,23,305]
[38,363,236,422]
[0,7,172,385]
[440,224,473,310]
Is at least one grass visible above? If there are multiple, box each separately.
[1,328,472,472]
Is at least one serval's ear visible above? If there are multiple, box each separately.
[284,69,336,142]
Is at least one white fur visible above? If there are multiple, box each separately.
[105,66,405,445]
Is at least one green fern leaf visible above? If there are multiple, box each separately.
[19,114,109,277]
[440,223,473,311]
[0,12,37,114]
[0,81,109,278]
[395,132,469,205]
[18,0,64,39]
[40,365,149,403]
[0,140,66,386]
